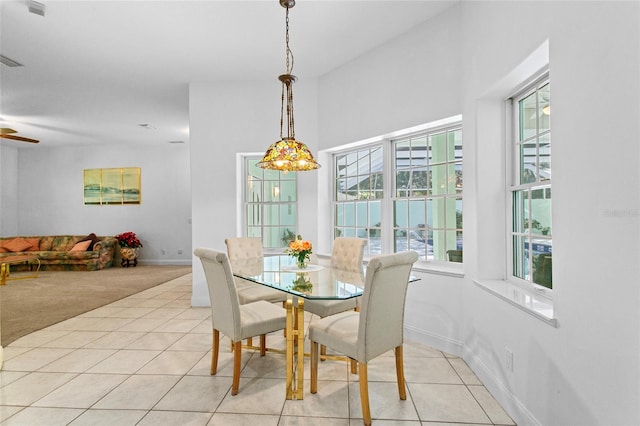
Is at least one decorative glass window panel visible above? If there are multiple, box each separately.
[334,146,384,254]
[245,158,297,249]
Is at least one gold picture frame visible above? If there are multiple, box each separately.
[83,167,141,205]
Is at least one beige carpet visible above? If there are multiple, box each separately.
[0,265,192,346]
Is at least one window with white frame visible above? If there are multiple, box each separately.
[509,76,552,289]
[332,122,463,262]
[334,146,384,255]
[394,127,463,261]
[245,157,297,249]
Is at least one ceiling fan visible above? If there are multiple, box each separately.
[0,128,39,144]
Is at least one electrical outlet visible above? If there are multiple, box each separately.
[505,348,514,372]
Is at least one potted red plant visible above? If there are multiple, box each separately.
[115,231,142,267]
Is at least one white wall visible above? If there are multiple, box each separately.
[0,145,19,235]
[314,1,639,425]
[189,78,319,306]
[318,4,462,149]
[7,144,192,265]
[460,2,639,425]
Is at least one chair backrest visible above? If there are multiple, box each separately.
[194,247,242,341]
[330,237,367,272]
[357,250,419,362]
[225,237,263,261]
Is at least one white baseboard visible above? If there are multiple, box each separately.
[404,324,539,426]
[404,324,464,357]
[463,347,540,426]
[136,259,192,266]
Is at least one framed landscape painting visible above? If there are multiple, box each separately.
[84,167,141,205]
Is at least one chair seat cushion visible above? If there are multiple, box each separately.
[238,284,288,304]
[239,300,287,340]
[309,311,360,360]
[304,297,358,318]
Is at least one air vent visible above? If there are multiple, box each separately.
[0,55,23,67]
[28,0,46,17]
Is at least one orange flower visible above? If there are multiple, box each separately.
[286,235,313,266]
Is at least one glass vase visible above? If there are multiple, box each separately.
[296,258,308,269]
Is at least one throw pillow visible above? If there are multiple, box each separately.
[69,240,92,252]
[3,237,34,253]
[25,237,41,251]
[78,233,100,251]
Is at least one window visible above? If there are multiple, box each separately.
[394,128,463,261]
[334,146,384,255]
[245,157,297,249]
[510,77,552,289]
[332,121,463,263]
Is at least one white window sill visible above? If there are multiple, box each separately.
[474,279,557,327]
[412,261,464,278]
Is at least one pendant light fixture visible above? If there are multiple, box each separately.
[257,0,320,172]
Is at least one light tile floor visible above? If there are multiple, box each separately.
[0,274,515,425]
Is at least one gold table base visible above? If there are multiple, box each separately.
[240,297,352,400]
[285,297,305,399]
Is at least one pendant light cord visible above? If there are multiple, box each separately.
[286,6,294,74]
[280,5,295,141]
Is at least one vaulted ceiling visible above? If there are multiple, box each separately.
[0,0,458,148]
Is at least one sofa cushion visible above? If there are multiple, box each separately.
[3,237,34,252]
[51,236,78,251]
[39,236,55,251]
[69,240,92,252]
[78,233,100,251]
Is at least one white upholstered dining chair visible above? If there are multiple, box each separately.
[329,237,368,272]
[194,247,286,396]
[309,250,419,426]
[303,237,367,318]
[224,237,287,304]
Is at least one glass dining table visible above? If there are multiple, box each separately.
[230,255,366,400]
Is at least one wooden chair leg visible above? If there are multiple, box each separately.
[260,334,266,356]
[211,329,220,375]
[231,341,242,395]
[350,358,358,374]
[359,362,372,426]
[394,345,406,400]
[320,344,327,361]
[310,341,319,393]
[247,337,253,347]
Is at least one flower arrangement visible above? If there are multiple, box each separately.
[286,234,312,269]
[115,231,143,248]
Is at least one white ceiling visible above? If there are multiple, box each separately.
[0,0,458,149]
